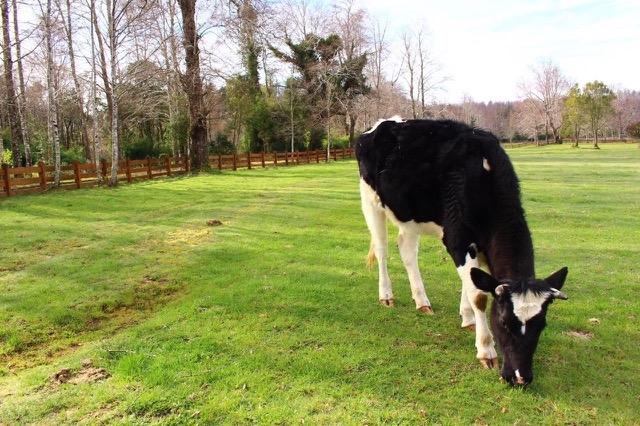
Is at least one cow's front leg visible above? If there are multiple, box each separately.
[459,290,476,329]
[397,229,433,314]
[456,245,498,368]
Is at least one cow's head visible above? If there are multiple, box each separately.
[470,267,568,386]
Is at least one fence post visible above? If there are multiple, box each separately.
[101,159,108,180]
[146,155,153,179]
[247,153,252,170]
[232,153,237,171]
[274,152,278,166]
[146,157,152,179]
[284,151,289,166]
[39,161,47,190]
[166,156,172,176]
[184,155,190,173]
[74,161,82,188]
[261,151,265,168]
[1,163,11,196]
[125,158,132,183]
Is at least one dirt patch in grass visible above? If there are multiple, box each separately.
[50,359,110,385]
[565,330,594,340]
[1,275,185,372]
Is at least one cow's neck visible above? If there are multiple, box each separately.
[486,216,535,281]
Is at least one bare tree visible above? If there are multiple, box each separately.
[89,0,102,182]
[331,0,368,143]
[90,0,156,185]
[514,99,545,144]
[612,89,640,139]
[278,0,329,41]
[400,22,446,119]
[518,59,570,143]
[12,0,31,166]
[1,0,24,167]
[56,0,90,160]
[362,15,398,124]
[156,0,183,156]
[40,0,62,185]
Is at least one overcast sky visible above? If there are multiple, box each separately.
[361,0,639,103]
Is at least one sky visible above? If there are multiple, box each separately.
[361,0,639,103]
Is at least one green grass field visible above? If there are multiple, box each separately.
[0,143,639,424]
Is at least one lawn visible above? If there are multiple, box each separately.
[0,143,638,424]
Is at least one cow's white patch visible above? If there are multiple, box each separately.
[364,115,405,134]
[511,291,551,329]
[483,157,491,171]
[360,180,444,238]
[392,216,443,239]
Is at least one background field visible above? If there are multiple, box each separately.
[0,144,638,424]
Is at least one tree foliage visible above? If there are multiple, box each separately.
[625,121,640,139]
[580,81,616,148]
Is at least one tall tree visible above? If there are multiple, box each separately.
[1,0,24,167]
[400,22,446,119]
[331,0,368,144]
[41,0,61,185]
[157,0,184,156]
[178,0,208,171]
[57,0,90,160]
[271,33,344,151]
[581,81,616,148]
[518,59,570,143]
[562,84,584,146]
[11,0,31,166]
[90,0,102,182]
[228,0,263,151]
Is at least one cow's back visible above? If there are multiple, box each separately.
[355,119,520,228]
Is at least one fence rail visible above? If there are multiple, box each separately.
[1,148,355,198]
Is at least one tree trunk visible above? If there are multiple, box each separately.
[1,0,24,167]
[178,0,208,172]
[12,0,30,166]
[45,0,61,185]
[107,0,119,186]
[61,0,90,161]
[91,2,113,128]
[90,0,102,183]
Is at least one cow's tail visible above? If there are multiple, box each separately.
[366,240,376,269]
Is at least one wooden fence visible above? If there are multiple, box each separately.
[0,148,355,198]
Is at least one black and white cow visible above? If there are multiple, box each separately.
[355,117,568,385]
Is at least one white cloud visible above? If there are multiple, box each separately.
[359,0,639,102]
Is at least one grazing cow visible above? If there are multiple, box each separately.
[355,117,568,385]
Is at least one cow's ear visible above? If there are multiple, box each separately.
[545,267,568,291]
[470,268,500,295]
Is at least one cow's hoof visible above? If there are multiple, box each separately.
[379,299,395,307]
[462,324,476,331]
[479,358,500,369]
[418,306,434,315]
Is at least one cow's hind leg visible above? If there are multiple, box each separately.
[397,229,433,313]
[360,180,394,306]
